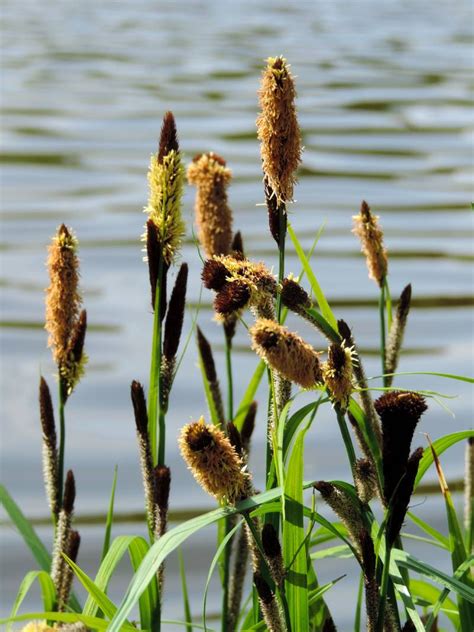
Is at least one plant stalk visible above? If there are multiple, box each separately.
[224,331,233,421]
[148,255,164,466]
[335,404,357,478]
[57,377,66,513]
[379,281,387,387]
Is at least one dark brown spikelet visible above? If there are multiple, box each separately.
[68,309,87,365]
[68,530,81,563]
[146,219,169,318]
[157,111,179,164]
[280,277,311,310]
[375,391,427,503]
[265,177,283,245]
[354,458,377,504]
[131,380,148,436]
[241,401,257,451]
[231,231,244,257]
[359,529,376,580]
[163,263,188,360]
[337,319,353,345]
[39,376,56,443]
[386,447,423,547]
[402,621,417,632]
[262,523,281,559]
[385,284,412,386]
[214,281,250,315]
[227,422,242,455]
[63,470,76,514]
[253,572,273,605]
[196,327,217,383]
[202,258,229,291]
[154,465,171,513]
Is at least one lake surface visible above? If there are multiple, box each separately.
[1,0,473,628]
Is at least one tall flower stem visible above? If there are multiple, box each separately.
[379,280,387,387]
[335,404,356,479]
[56,378,67,514]
[222,328,233,632]
[148,255,164,466]
[276,203,287,323]
[224,331,233,421]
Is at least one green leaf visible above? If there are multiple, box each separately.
[233,360,265,431]
[82,534,158,630]
[203,521,241,631]
[283,427,309,629]
[308,575,345,607]
[108,484,316,631]
[409,579,459,627]
[372,371,474,383]
[8,571,56,632]
[287,223,337,329]
[100,465,118,563]
[391,549,474,603]
[310,544,353,560]
[406,512,450,549]
[348,399,384,490]
[414,430,474,488]
[0,484,51,572]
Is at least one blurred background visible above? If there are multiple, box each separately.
[1,0,472,628]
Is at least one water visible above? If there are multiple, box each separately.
[1,0,473,628]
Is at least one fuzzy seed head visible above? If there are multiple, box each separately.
[145,219,169,316]
[45,225,82,367]
[63,470,76,514]
[314,481,364,551]
[196,327,218,383]
[251,319,322,389]
[257,56,302,203]
[231,231,244,258]
[241,401,257,450]
[154,465,171,512]
[60,309,88,395]
[375,391,427,423]
[227,421,243,455]
[213,281,250,316]
[352,200,388,287]
[39,377,56,444]
[322,342,355,409]
[280,277,311,310]
[158,111,179,164]
[202,258,229,291]
[354,458,377,504]
[253,572,274,605]
[262,523,282,559]
[131,380,148,436]
[179,417,250,503]
[163,263,188,360]
[144,123,185,265]
[188,152,233,258]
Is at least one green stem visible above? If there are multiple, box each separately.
[220,516,231,632]
[335,404,356,478]
[276,203,286,323]
[148,255,164,466]
[57,377,66,511]
[376,543,392,632]
[224,331,233,421]
[379,281,387,387]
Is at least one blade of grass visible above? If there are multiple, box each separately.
[7,571,55,632]
[414,430,474,488]
[409,579,459,628]
[178,548,193,632]
[233,360,265,430]
[1,612,131,630]
[370,371,474,384]
[287,223,337,329]
[100,465,118,563]
[406,511,450,549]
[354,571,363,632]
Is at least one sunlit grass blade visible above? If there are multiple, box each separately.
[427,437,473,631]
[370,370,474,383]
[406,511,450,549]
[100,465,118,563]
[287,223,337,329]
[0,484,51,572]
[203,520,241,631]
[178,548,193,632]
[409,579,459,628]
[310,544,352,560]
[348,399,384,488]
[414,430,474,488]
[283,426,309,629]
[354,571,363,632]
[82,534,158,630]
[7,571,56,632]
[108,484,316,631]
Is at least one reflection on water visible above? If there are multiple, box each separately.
[1,0,473,627]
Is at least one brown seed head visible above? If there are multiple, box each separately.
[231,231,244,258]
[145,219,169,317]
[251,319,322,389]
[63,470,76,514]
[163,263,188,360]
[196,327,217,383]
[39,377,56,444]
[214,281,250,316]
[337,319,353,346]
[179,417,250,503]
[262,523,282,559]
[154,465,171,512]
[202,258,229,291]
[158,111,179,164]
[45,225,82,368]
[322,342,355,409]
[131,380,148,436]
[187,152,233,258]
[354,458,377,504]
[227,422,242,455]
[280,277,311,310]
[253,572,274,605]
[359,529,376,579]
[257,56,302,203]
[60,309,88,395]
[386,447,423,546]
[352,200,388,287]
[68,530,81,563]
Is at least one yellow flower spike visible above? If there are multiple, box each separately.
[322,341,356,410]
[352,200,388,287]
